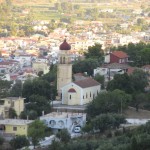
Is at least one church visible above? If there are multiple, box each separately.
[57,39,101,106]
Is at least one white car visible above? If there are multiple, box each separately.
[74,126,81,133]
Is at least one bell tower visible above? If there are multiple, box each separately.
[57,39,72,97]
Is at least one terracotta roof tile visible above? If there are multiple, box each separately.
[111,51,128,58]
[68,88,76,93]
[73,78,100,88]
[142,65,150,69]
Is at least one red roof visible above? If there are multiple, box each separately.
[68,88,76,93]
[0,62,12,65]
[142,65,150,69]
[127,67,136,75]
[59,39,71,50]
[73,78,100,88]
[74,73,84,76]
[111,51,128,58]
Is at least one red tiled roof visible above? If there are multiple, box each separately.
[74,73,84,76]
[0,62,12,65]
[68,88,76,93]
[127,67,136,75]
[73,78,100,88]
[111,51,128,58]
[142,65,150,69]
[10,75,18,80]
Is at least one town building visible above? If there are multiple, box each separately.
[0,97,24,118]
[40,112,86,133]
[0,119,33,136]
[104,51,129,64]
[32,61,49,74]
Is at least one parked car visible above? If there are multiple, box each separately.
[74,126,81,133]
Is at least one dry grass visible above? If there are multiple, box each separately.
[124,107,150,119]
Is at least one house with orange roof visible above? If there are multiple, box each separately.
[105,51,129,64]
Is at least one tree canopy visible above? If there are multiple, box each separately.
[84,43,104,63]
[107,69,149,93]
[0,79,12,98]
[28,120,47,148]
[73,58,99,76]
[86,89,131,118]
[10,135,29,149]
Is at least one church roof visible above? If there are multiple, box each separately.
[59,39,71,50]
[73,78,100,88]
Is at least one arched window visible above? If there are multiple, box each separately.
[90,92,91,97]
[86,93,88,98]
[63,57,65,64]
[70,95,71,99]
[83,96,84,99]
[93,94,95,99]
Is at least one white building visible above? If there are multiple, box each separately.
[62,78,101,105]
[40,112,86,133]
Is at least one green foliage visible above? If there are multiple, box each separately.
[82,123,93,134]
[26,94,51,116]
[130,69,149,93]
[73,58,99,76]
[49,139,62,150]
[20,110,38,120]
[56,129,71,144]
[90,113,125,133]
[84,43,104,62]
[0,79,12,98]
[10,80,22,97]
[107,70,149,93]
[22,79,51,102]
[107,73,134,94]
[0,136,4,145]
[8,108,17,119]
[10,135,29,149]
[132,92,148,111]
[28,120,47,148]
[86,90,131,117]
[94,74,105,89]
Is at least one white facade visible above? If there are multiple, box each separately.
[61,79,101,106]
[94,67,125,81]
[40,112,86,133]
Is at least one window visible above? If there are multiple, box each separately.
[86,93,88,98]
[70,95,71,100]
[13,127,17,131]
[63,57,65,64]
[83,96,84,99]
[11,101,14,107]
[90,92,91,97]
[93,94,95,99]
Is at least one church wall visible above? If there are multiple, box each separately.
[62,83,81,105]
[82,85,101,105]
[57,64,72,96]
